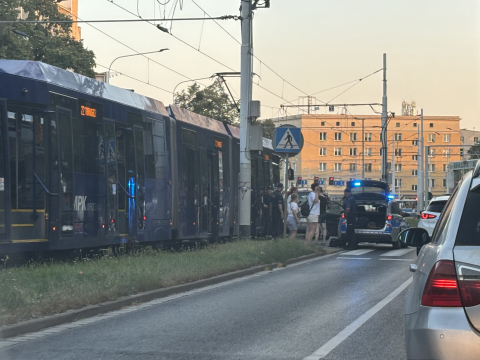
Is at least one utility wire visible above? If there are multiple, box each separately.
[0,16,238,24]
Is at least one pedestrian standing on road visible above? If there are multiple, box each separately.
[287,193,301,240]
[271,183,285,238]
[263,186,273,237]
[314,187,329,245]
[287,186,298,205]
[305,183,320,244]
[343,187,358,250]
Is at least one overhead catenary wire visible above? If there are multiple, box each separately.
[0,16,238,24]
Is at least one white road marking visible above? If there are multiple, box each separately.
[336,257,371,260]
[380,248,414,257]
[303,276,413,360]
[342,249,375,256]
[0,252,341,349]
[379,258,414,262]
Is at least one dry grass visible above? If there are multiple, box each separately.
[0,239,322,326]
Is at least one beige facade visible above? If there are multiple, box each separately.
[271,114,462,197]
[57,0,81,41]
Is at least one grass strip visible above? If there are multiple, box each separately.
[0,238,322,326]
[405,217,419,228]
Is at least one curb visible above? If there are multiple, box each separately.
[0,250,336,339]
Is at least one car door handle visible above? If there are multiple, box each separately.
[409,264,417,272]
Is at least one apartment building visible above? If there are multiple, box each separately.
[272,114,462,197]
[57,0,81,40]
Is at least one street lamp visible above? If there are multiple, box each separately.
[107,48,169,84]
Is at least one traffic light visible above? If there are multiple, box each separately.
[329,177,334,185]
[288,168,294,180]
[314,176,319,183]
[297,176,302,185]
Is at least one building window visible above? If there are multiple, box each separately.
[395,148,402,156]
[321,121,325,126]
[412,140,418,146]
[350,133,357,141]
[396,122,400,127]
[430,179,436,188]
[429,164,436,172]
[395,179,402,187]
[430,123,434,128]
[319,148,327,156]
[412,185,417,191]
[365,148,372,156]
[475,137,479,144]
[412,169,418,175]
[460,148,464,155]
[460,136,464,143]
[349,163,357,172]
[334,148,342,156]
[443,179,447,187]
[428,134,435,142]
[351,122,355,126]
[336,121,340,126]
[443,164,447,172]
[319,163,327,171]
[413,123,417,127]
[443,149,450,158]
[319,132,327,141]
[350,148,357,156]
[334,163,342,172]
[443,134,451,143]
[364,163,372,172]
[412,155,418,160]
[395,163,402,172]
[365,133,372,141]
[395,133,402,141]
[335,132,342,141]
[428,148,436,157]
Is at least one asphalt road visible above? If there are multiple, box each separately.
[0,244,415,360]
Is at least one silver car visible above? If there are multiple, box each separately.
[400,159,480,359]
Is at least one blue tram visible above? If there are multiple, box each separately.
[0,60,279,255]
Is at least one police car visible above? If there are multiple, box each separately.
[337,180,410,249]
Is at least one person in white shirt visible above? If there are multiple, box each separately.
[286,193,301,239]
[306,182,320,244]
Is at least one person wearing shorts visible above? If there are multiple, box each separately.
[305,183,320,244]
[315,188,329,245]
[286,193,301,239]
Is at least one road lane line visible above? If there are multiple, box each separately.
[342,249,375,256]
[303,276,413,360]
[336,257,371,260]
[379,258,414,262]
[380,248,414,257]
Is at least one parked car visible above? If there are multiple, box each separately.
[296,190,341,237]
[400,159,480,360]
[337,180,410,249]
[417,195,451,236]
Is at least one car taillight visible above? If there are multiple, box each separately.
[421,213,437,219]
[422,260,462,307]
[456,263,480,307]
[387,215,393,221]
[341,214,345,219]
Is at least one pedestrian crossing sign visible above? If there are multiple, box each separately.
[274,127,303,154]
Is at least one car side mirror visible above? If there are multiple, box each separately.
[398,228,430,248]
[402,212,410,218]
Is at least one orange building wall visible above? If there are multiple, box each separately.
[57,0,81,41]
[273,114,461,197]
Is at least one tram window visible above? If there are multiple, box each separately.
[18,113,34,209]
[0,110,5,234]
[144,126,155,179]
[8,111,17,208]
[185,149,197,206]
[154,136,166,180]
[73,118,104,174]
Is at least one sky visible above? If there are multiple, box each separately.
[78,0,480,129]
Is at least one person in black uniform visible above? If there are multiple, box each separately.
[271,183,284,238]
[343,187,358,250]
[262,186,273,237]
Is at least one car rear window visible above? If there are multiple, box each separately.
[455,188,480,246]
[426,200,447,213]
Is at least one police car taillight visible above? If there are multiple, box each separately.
[387,215,393,221]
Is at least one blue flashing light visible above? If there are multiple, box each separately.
[387,195,395,200]
[353,182,361,187]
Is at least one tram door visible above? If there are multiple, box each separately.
[0,104,8,242]
[199,149,219,234]
[116,125,145,239]
[104,120,117,237]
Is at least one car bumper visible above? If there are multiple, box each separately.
[405,307,480,360]
[339,231,394,243]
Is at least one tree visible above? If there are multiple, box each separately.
[174,79,239,124]
[257,118,276,140]
[0,0,96,77]
[468,143,480,159]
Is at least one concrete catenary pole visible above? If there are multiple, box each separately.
[239,0,253,238]
[381,54,388,182]
[425,145,430,208]
[392,135,395,197]
[417,109,424,212]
